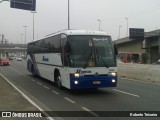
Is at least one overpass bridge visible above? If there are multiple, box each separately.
[0,43,27,57]
[115,29,160,64]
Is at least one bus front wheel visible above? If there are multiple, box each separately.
[31,65,36,77]
[55,72,62,89]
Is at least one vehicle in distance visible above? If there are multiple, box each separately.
[8,57,14,60]
[0,57,10,66]
[17,57,22,61]
[152,59,160,65]
[27,30,118,90]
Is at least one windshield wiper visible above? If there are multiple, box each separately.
[95,48,109,68]
[99,57,109,68]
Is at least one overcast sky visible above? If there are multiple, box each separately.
[0,0,160,44]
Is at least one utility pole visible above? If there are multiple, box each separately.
[0,34,2,57]
[68,0,70,30]
[4,38,7,57]
[31,11,37,41]
[119,26,122,39]
[1,34,4,57]
[125,18,128,37]
[23,26,28,44]
[97,19,101,31]
[20,34,24,44]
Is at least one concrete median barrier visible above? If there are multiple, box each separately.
[118,63,160,83]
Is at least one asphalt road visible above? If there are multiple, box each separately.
[0,59,160,120]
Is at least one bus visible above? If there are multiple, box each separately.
[27,30,118,89]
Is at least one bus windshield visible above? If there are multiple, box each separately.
[67,35,116,67]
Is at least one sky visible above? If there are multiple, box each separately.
[0,0,160,44]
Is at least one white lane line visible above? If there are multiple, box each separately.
[43,85,50,90]
[81,107,99,117]
[113,89,140,97]
[37,82,42,86]
[9,67,31,80]
[0,73,54,120]
[23,75,30,79]
[64,97,76,104]
[10,67,24,76]
[52,90,60,95]
[32,79,36,82]
[122,77,160,86]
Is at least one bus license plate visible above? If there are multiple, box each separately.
[93,81,101,84]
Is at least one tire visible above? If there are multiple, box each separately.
[56,72,62,89]
[31,65,36,77]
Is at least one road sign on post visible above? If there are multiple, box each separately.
[129,28,144,40]
[10,0,36,11]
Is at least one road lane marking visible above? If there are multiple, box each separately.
[113,89,140,97]
[81,107,99,117]
[64,97,76,103]
[52,90,60,95]
[9,67,31,80]
[10,67,24,76]
[32,79,36,82]
[37,82,42,86]
[23,75,30,79]
[122,77,160,86]
[0,73,54,120]
[43,85,50,90]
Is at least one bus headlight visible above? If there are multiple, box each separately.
[74,73,84,78]
[74,73,80,78]
[108,72,117,76]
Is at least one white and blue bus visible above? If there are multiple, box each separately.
[27,30,118,89]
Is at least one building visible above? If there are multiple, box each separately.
[114,29,160,64]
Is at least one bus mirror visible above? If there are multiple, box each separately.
[114,45,118,55]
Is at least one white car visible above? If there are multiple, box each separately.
[17,57,22,61]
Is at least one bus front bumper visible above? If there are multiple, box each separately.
[70,76,117,89]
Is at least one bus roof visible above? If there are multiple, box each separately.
[46,30,110,37]
[29,30,111,44]
[63,30,109,35]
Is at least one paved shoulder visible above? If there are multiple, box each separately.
[0,74,47,120]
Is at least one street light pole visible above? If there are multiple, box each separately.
[23,26,28,44]
[125,18,128,37]
[97,19,101,31]
[4,38,7,57]
[68,0,70,30]
[119,25,122,39]
[0,34,4,57]
[31,11,37,41]
[20,34,23,44]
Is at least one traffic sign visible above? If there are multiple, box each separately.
[10,0,36,11]
[129,28,144,40]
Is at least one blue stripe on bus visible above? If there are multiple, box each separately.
[29,53,40,76]
[70,76,117,89]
